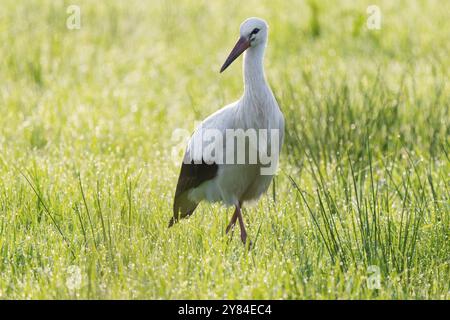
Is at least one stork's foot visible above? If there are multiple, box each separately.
[240,229,247,244]
[226,221,236,234]
[240,232,253,249]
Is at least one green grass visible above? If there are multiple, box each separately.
[0,0,448,299]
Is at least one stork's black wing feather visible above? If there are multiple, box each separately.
[169,159,218,227]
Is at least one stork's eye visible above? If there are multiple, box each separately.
[251,28,260,35]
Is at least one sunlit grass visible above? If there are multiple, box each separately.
[0,0,448,299]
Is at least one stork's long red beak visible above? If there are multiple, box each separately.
[220,36,250,73]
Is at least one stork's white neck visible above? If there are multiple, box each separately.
[243,43,269,98]
[237,39,280,130]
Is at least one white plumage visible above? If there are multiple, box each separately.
[170,18,284,245]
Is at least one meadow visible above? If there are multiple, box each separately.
[0,0,448,299]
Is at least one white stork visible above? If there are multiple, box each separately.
[169,17,284,245]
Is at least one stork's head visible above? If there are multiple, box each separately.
[220,17,268,73]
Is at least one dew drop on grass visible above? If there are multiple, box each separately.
[66,265,82,292]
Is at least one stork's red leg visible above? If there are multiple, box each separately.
[236,206,248,244]
[226,202,249,246]
[226,206,239,234]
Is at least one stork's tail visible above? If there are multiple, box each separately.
[168,205,198,228]
[168,216,177,228]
